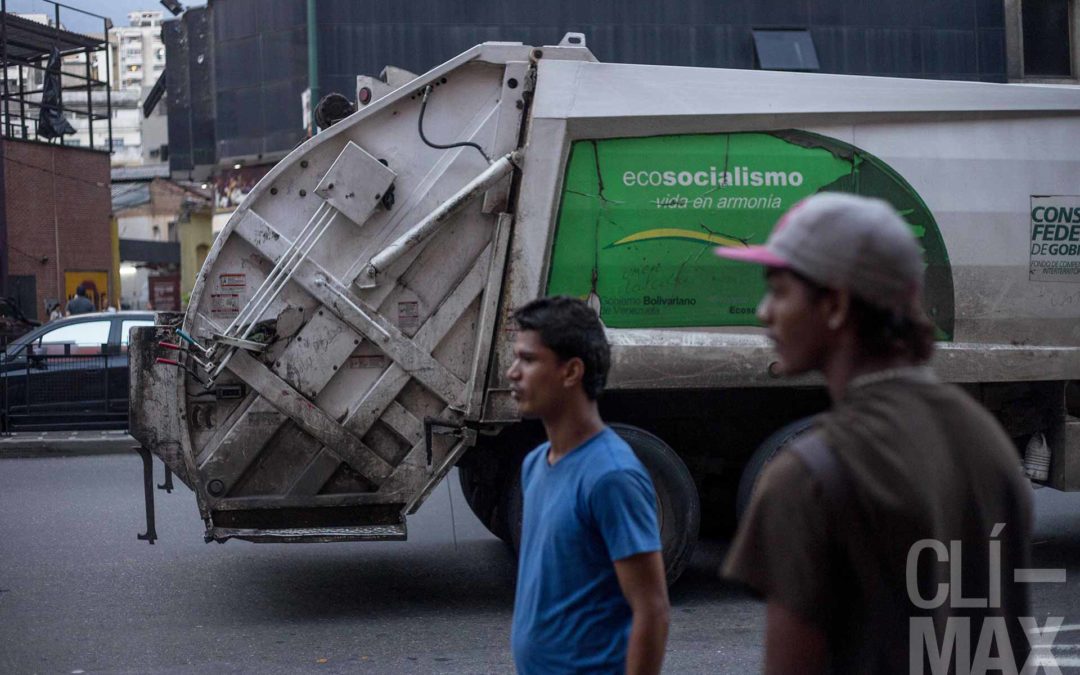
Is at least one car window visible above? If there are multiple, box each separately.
[35,320,111,355]
[120,320,155,347]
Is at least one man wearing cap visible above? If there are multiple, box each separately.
[717,193,1032,673]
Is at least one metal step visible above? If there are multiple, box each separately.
[209,523,407,543]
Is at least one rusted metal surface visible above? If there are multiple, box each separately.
[225,351,394,485]
[130,43,537,543]
[129,324,191,488]
[603,330,1080,391]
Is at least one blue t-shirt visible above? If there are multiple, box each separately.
[510,427,661,674]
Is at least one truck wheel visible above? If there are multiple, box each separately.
[458,464,512,543]
[462,423,544,547]
[506,426,700,586]
[611,424,700,586]
[735,416,818,521]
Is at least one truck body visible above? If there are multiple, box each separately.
[130,35,1080,581]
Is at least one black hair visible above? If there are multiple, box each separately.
[75,285,86,297]
[849,297,936,363]
[769,268,935,363]
[512,296,610,399]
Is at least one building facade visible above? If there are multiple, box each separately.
[112,169,211,310]
[166,0,1080,184]
[3,140,112,319]
[68,10,168,166]
[110,10,167,91]
[0,7,115,319]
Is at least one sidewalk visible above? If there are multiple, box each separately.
[0,430,137,458]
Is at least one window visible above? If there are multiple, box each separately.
[1007,0,1079,81]
[120,320,154,347]
[752,30,820,71]
[35,321,110,354]
[1024,0,1072,76]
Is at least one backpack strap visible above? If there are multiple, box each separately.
[789,433,853,516]
[789,433,857,634]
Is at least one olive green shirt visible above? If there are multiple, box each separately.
[724,374,1033,673]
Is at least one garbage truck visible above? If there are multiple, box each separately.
[129,34,1080,583]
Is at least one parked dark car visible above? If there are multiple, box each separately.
[0,312,155,431]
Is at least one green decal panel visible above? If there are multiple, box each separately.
[546,132,954,339]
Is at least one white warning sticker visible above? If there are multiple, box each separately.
[218,273,247,290]
[210,293,240,318]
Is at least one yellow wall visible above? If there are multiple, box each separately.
[178,209,214,305]
[64,271,109,309]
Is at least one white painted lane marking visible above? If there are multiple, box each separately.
[1034,656,1080,667]
[1030,625,1080,634]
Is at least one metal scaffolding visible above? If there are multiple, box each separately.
[0,1,112,151]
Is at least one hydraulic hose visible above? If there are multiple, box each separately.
[417,84,491,164]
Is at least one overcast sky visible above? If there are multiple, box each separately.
[4,0,205,35]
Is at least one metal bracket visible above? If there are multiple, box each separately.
[313,141,397,227]
[212,334,269,353]
[356,150,522,288]
[423,417,477,467]
[157,465,174,493]
[135,446,157,545]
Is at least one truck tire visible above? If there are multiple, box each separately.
[507,424,700,586]
[735,416,818,521]
[460,422,544,546]
[458,464,512,544]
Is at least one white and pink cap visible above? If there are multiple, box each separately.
[715,193,924,311]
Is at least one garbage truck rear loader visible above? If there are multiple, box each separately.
[130,36,1080,583]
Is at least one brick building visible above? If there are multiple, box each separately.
[2,140,112,319]
[0,7,115,320]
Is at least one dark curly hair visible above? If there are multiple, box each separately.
[849,297,936,363]
[512,296,611,399]
[784,269,935,363]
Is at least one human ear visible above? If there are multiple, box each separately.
[562,357,585,389]
[756,293,771,324]
[825,289,851,331]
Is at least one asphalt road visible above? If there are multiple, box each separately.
[2,454,1080,673]
[0,455,760,674]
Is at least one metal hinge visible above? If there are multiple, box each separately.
[423,417,478,466]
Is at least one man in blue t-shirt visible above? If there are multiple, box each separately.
[507,296,669,675]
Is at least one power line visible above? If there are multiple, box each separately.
[8,241,48,263]
[2,151,111,190]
